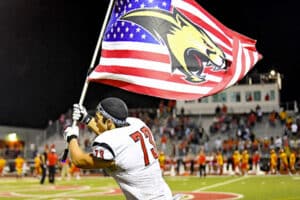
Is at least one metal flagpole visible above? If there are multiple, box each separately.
[61,0,115,161]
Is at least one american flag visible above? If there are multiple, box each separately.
[88,0,262,100]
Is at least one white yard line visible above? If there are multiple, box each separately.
[193,176,249,192]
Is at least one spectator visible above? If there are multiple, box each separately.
[47,148,58,184]
[221,104,228,115]
[206,152,214,174]
[274,136,282,151]
[176,139,187,175]
[247,110,257,128]
[188,130,199,155]
[291,122,298,137]
[279,108,287,125]
[214,137,222,151]
[160,133,168,153]
[268,110,278,127]
[215,105,221,116]
[185,153,195,175]
[197,149,206,178]
[285,116,293,131]
[255,104,263,123]
[167,100,176,114]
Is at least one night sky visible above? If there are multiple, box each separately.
[0,0,299,129]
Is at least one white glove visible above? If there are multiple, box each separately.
[73,104,91,124]
[64,126,79,143]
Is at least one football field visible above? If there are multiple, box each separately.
[0,175,299,200]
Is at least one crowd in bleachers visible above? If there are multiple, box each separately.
[134,100,300,175]
[1,99,300,177]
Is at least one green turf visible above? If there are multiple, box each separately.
[0,175,299,200]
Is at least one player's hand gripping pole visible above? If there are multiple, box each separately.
[60,0,115,162]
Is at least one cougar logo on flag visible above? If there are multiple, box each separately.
[89,0,261,100]
[121,8,226,83]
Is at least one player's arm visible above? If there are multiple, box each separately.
[68,138,114,169]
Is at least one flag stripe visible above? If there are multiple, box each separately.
[89,72,212,95]
[101,49,170,64]
[102,41,170,54]
[91,79,205,100]
[101,41,226,83]
[100,46,225,83]
[92,64,222,86]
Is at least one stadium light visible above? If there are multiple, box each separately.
[270,69,276,76]
[6,132,18,142]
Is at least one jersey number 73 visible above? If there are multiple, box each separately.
[130,126,159,166]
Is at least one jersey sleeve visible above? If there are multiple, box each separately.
[91,142,115,160]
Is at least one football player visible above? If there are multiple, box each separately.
[64,97,174,199]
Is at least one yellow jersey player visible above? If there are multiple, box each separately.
[289,150,296,174]
[14,154,25,178]
[241,150,249,175]
[279,148,289,174]
[0,156,6,176]
[232,150,241,175]
[269,149,277,175]
[216,151,224,175]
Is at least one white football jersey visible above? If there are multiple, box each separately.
[92,117,172,200]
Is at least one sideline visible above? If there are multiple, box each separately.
[193,176,249,192]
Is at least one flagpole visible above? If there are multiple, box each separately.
[61,0,115,161]
[76,0,115,108]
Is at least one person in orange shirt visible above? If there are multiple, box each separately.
[289,150,296,174]
[0,156,6,176]
[47,148,58,184]
[198,149,206,177]
[269,149,277,175]
[15,154,25,178]
[34,153,41,178]
[216,151,224,175]
[241,150,249,175]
